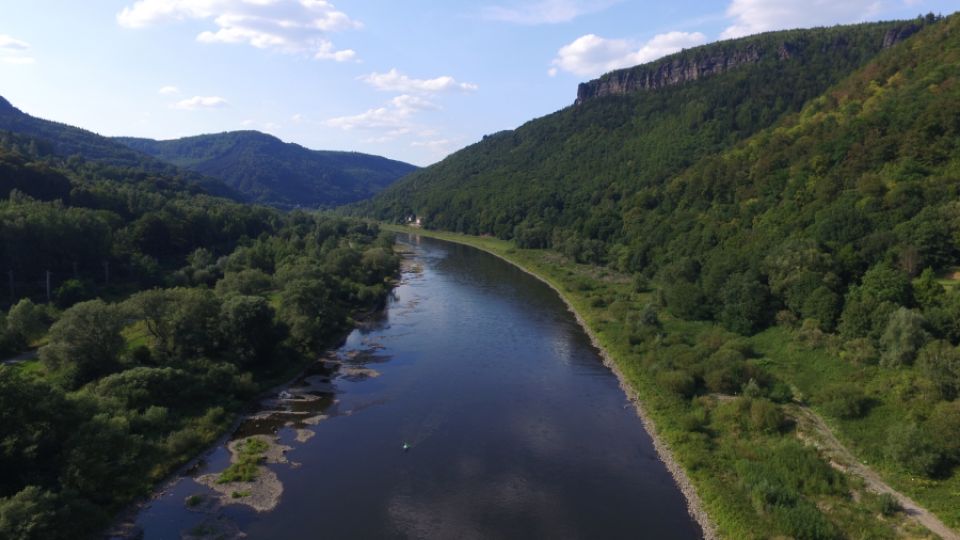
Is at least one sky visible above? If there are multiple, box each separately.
[0,1,955,166]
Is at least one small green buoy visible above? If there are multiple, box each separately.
[402,442,410,451]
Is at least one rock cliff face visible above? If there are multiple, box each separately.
[575,22,924,105]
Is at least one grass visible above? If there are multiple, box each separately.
[217,437,269,484]
[387,225,944,539]
[11,358,44,376]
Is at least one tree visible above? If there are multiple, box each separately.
[879,308,929,367]
[913,267,944,309]
[928,401,960,464]
[719,272,770,335]
[860,263,912,306]
[665,279,710,321]
[127,288,222,363]
[5,299,49,345]
[40,300,126,388]
[916,340,960,400]
[218,295,283,366]
[885,422,942,477]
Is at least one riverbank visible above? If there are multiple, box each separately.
[384,225,951,539]
[384,225,717,539]
[104,300,398,540]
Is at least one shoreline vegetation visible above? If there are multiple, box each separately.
[385,225,954,539]
[0,205,401,540]
[104,279,400,539]
[387,225,717,538]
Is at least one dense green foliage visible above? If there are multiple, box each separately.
[393,227,929,538]
[365,13,960,535]
[117,131,417,209]
[356,19,932,252]
[0,114,398,539]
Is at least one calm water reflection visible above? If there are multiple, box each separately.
[135,234,702,539]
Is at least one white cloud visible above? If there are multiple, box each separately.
[172,95,228,110]
[482,0,619,25]
[721,0,884,39]
[411,138,451,149]
[0,34,35,65]
[390,94,440,111]
[158,85,180,95]
[551,31,707,78]
[117,0,360,61]
[326,94,439,131]
[360,69,478,94]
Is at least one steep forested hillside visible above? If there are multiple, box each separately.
[0,97,237,199]
[117,131,417,209]
[360,13,960,536]
[356,17,935,260]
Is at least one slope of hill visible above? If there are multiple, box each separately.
[116,131,418,209]
[0,97,238,199]
[355,17,934,257]
[361,12,960,536]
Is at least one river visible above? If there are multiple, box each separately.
[133,234,703,539]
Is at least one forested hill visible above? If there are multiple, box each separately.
[116,131,418,209]
[0,97,237,199]
[0,106,400,538]
[353,17,937,249]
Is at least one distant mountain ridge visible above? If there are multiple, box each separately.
[0,95,239,199]
[116,131,418,209]
[575,19,925,104]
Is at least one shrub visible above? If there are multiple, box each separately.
[749,398,785,433]
[884,423,943,477]
[817,383,869,419]
[840,338,877,365]
[875,493,901,516]
[656,369,697,399]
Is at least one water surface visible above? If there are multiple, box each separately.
[136,234,702,539]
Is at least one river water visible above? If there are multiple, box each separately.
[134,234,702,539]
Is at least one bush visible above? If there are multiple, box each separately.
[840,338,877,365]
[817,383,869,419]
[884,423,943,477]
[656,369,697,399]
[218,438,269,484]
[749,398,785,433]
[875,493,901,516]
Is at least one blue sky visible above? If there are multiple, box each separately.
[1,0,955,166]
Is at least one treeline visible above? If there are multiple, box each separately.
[0,136,398,539]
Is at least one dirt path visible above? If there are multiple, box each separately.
[788,404,959,540]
